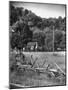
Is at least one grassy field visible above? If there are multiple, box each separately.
[9,51,66,88]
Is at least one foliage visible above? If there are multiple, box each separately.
[54,30,64,50]
[11,20,33,49]
[33,31,45,46]
[10,2,66,51]
[10,3,23,26]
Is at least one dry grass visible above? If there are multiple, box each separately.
[9,51,66,88]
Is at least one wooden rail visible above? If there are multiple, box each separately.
[9,83,29,89]
[54,63,65,75]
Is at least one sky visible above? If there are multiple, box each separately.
[12,2,66,18]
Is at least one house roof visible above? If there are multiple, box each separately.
[27,42,36,46]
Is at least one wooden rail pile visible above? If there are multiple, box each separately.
[11,53,66,78]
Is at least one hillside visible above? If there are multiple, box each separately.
[9,2,66,51]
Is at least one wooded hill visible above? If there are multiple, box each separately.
[9,2,66,51]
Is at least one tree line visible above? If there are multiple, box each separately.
[9,2,66,51]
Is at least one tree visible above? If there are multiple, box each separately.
[33,31,45,46]
[44,28,53,51]
[10,2,23,26]
[54,30,63,50]
[11,20,33,50]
